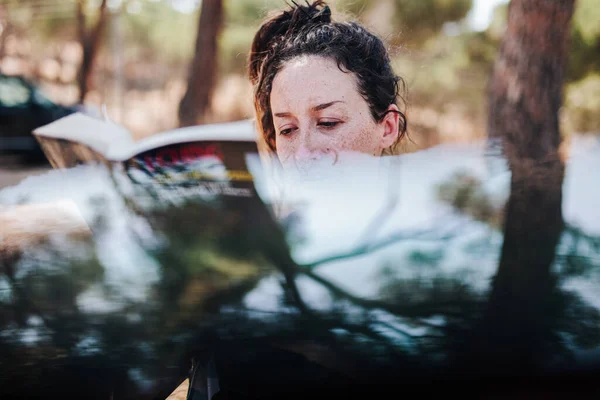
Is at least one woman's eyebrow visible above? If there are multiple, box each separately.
[312,101,345,111]
[274,112,293,118]
[273,101,345,118]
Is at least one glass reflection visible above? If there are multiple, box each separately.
[0,136,599,399]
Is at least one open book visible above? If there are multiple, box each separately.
[33,112,267,202]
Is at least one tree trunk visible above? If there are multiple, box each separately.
[465,0,575,372]
[178,0,224,128]
[76,0,108,103]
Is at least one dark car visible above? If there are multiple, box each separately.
[0,73,81,163]
[1,132,600,399]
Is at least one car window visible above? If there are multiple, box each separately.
[0,76,31,107]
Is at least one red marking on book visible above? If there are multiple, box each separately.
[143,143,223,169]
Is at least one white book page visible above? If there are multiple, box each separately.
[108,119,258,161]
[33,112,134,157]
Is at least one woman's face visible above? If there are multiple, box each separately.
[270,55,399,174]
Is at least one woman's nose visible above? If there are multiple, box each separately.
[295,142,320,161]
[294,131,329,162]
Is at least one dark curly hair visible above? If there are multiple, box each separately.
[248,0,408,155]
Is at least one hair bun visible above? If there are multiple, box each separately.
[315,4,331,22]
[292,1,331,26]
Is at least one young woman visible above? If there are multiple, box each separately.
[248,0,408,176]
[184,3,409,399]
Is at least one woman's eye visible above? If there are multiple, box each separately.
[318,121,340,129]
[279,127,296,136]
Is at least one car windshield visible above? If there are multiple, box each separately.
[0,0,599,399]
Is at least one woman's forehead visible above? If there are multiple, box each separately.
[271,55,360,109]
[274,55,350,86]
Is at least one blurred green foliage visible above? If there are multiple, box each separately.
[436,170,502,228]
[568,0,600,82]
[218,25,256,75]
[224,0,282,26]
[339,0,473,45]
[220,0,283,75]
[2,0,598,133]
[564,74,600,133]
[121,0,284,72]
[386,0,600,134]
[121,1,199,63]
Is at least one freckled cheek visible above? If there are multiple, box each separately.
[275,137,296,164]
[335,123,378,153]
[356,127,379,153]
[329,134,353,152]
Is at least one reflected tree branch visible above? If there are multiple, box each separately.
[281,268,312,315]
[565,224,600,252]
[354,195,398,250]
[302,220,464,270]
[299,269,471,318]
[374,320,416,340]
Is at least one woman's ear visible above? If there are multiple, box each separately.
[379,104,400,150]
